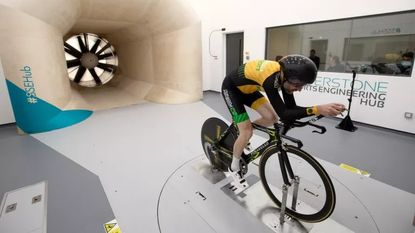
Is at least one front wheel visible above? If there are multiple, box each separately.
[259,145,336,222]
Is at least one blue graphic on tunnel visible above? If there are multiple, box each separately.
[6,80,92,133]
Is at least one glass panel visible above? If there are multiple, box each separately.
[345,12,415,76]
[266,20,354,72]
[303,20,352,71]
[266,25,304,61]
[266,11,415,77]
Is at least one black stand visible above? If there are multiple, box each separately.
[336,70,357,132]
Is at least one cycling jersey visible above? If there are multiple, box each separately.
[222,60,316,123]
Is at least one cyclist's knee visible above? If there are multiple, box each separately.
[258,105,278,123]
[270,114,279,123]
[263,112,278,123]
[238,122,253,141]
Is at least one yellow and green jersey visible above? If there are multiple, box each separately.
[222,60,317,122]
[235,60,281,94]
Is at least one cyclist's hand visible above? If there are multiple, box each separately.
[317,103,346,117]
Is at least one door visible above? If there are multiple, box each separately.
[310,39,328,70]
[226,32,244,76]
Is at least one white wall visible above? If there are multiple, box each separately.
[186,0,415,133]
[2,0,414,131]
[0,60,14,124]
[186,0,415,90]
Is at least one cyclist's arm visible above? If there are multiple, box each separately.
[262,73,316,121]
[281,87,309,112]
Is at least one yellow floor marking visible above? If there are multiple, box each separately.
[339,163,370,177]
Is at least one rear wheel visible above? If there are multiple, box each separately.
[201,117,237,171]
[259,145,336,222]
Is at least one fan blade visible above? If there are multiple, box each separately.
[97,63,117,72]
[66,59,81,68]
[73,66,86,83]
[64,42,82,58]
[89,68,102,85]
[98,53,115,60]
[96,43,111,55]
[83,33,89,52]
[90,39,101,54]
[77,36,87,53]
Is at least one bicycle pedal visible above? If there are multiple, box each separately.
[229,185,238,192]
[228,181,250,194]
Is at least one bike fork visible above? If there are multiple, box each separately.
[278,147,295,184]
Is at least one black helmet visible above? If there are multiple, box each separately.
[279,55,317,84]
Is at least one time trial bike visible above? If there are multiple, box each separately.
[201,116,335,223]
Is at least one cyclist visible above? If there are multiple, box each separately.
[221,54,345,186]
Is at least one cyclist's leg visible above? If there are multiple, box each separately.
[248,92,279,127]
[254,102,278,127]
[221,78,252,174]
[228,120,251,188]
[232,120,253,166]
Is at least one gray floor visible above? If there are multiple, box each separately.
[0,124,114,233]
[203,90,415,195]
[157,155,415,233]
[0,91,415,233]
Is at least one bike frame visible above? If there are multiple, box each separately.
[204,116,331,223]
[213,122,303,186]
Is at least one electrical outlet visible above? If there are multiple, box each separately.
[404,112,413,119]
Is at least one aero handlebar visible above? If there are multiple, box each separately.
[274,115,327,148]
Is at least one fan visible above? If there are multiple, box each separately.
[64,33,118,87]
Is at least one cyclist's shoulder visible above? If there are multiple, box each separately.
[245,59,279,66]
[244,60,281,73]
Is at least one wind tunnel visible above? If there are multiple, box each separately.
[0,0,202,133]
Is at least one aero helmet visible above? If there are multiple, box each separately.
[279,54,317,84]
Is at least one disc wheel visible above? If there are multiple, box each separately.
[64,33,118,87]
[201,117,236,171]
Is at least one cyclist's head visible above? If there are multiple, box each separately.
[279,54,318,85]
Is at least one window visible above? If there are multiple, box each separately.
[266,11,415,77]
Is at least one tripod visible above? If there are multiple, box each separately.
[336,70,357,132]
